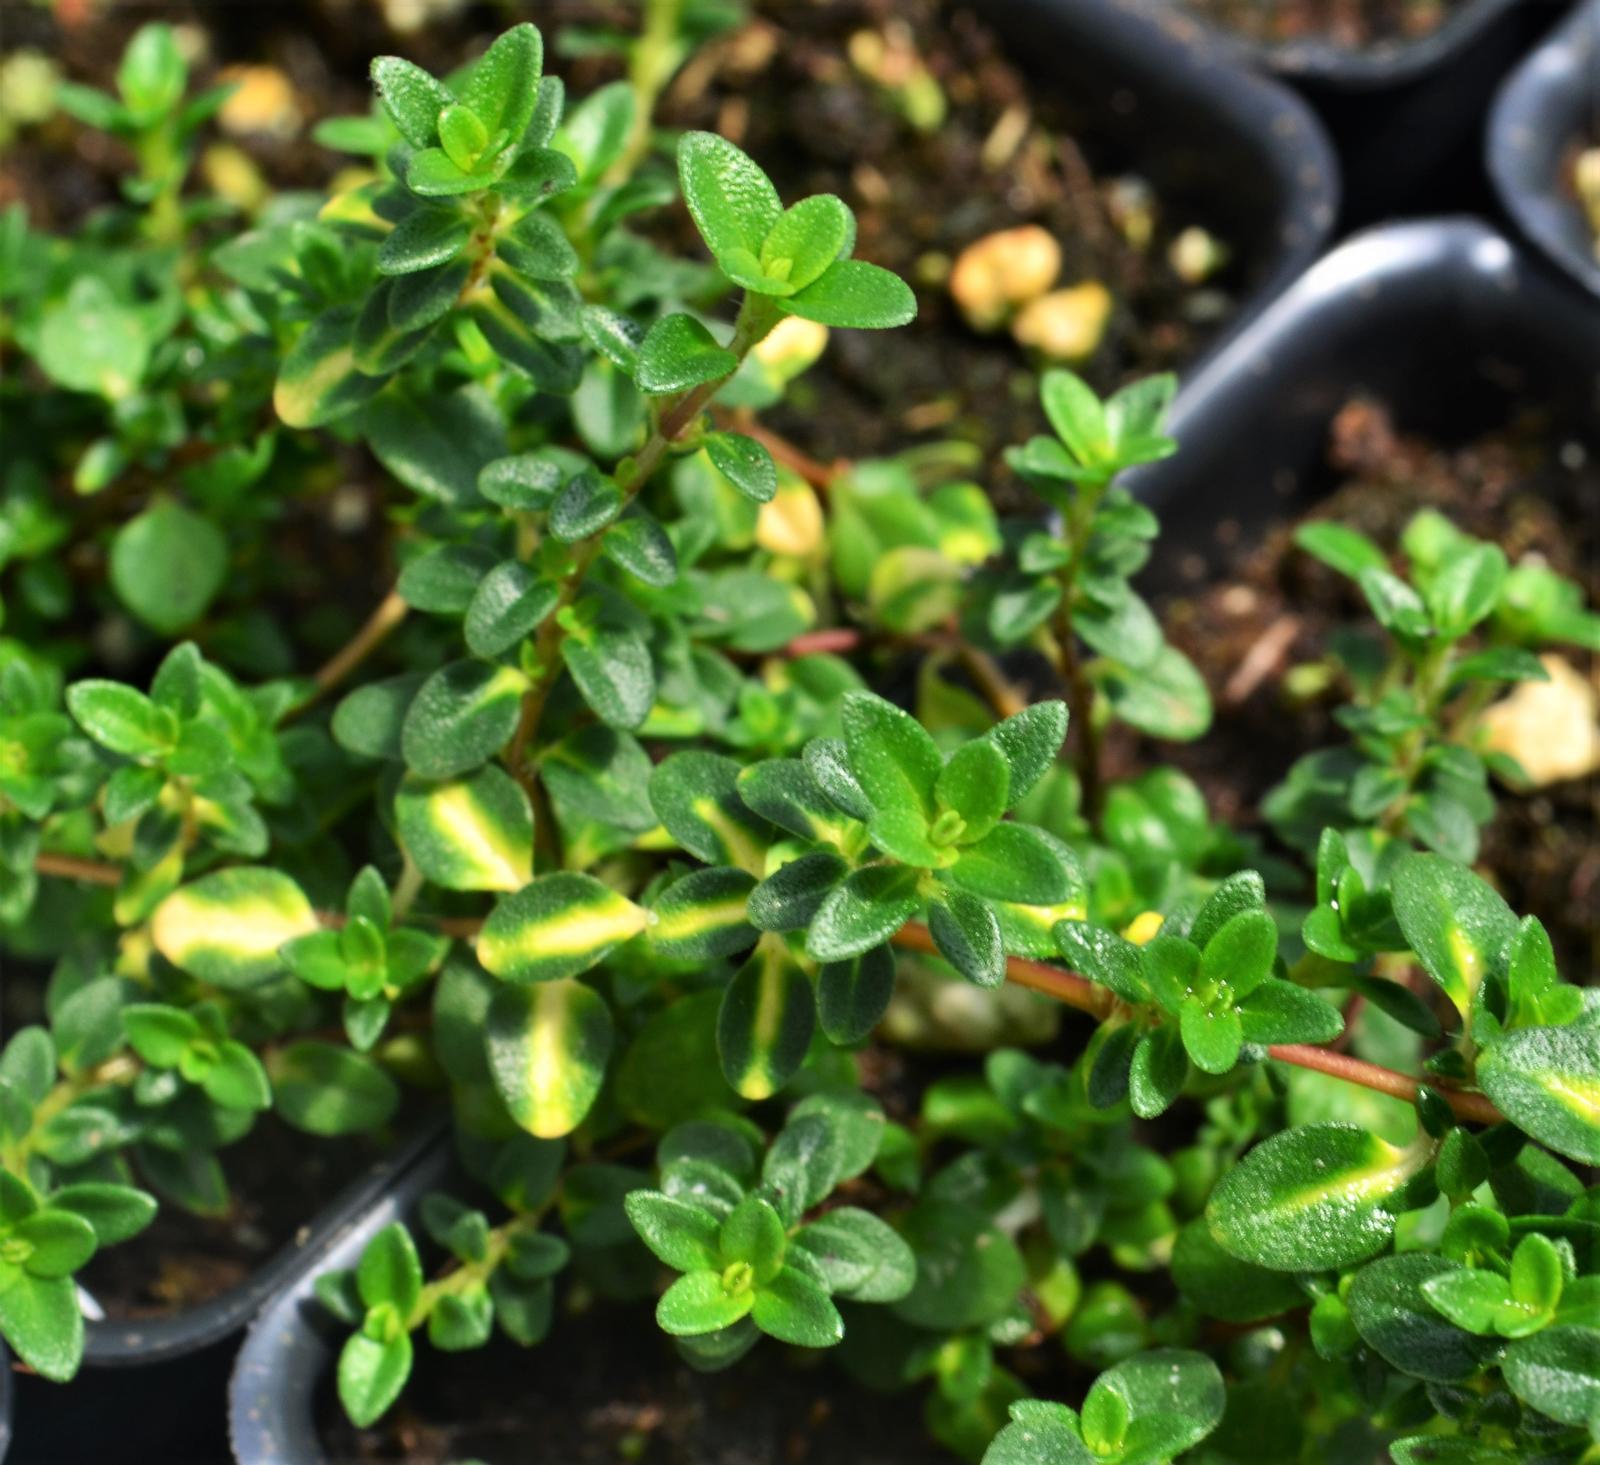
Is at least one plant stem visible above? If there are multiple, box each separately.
[30,855,1505,1128]
[32,851,122,886]
[504,301,772,788]
[303,588,410,707]
[1051,488,1109,830]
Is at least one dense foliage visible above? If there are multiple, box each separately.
[1,13,1596,1463]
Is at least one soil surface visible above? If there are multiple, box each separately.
[1178,0,1455,48]
[656,0,1240,470]
[320,1307,946,1465]
[74,1120,392,1319]
[1149,398,1600,973]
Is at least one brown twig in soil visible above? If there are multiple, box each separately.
[1223,612,1303,706]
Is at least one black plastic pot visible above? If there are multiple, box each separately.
[0,1342,13,1465]
[1158,0,1571,228]
[1134,216,1600,576]
[229,1134,455,1465]
[1490,0,1600,299]
[987,0,1340,345]
[5,1125,442,1464]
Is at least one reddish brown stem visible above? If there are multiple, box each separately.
[33,852,121,886]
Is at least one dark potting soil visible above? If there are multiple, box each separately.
[1176,0,1456,48]
[657,0,1239,472]
[75,1117,392,1319]
[319,1306,949,1465]
[1149,398,1600,974]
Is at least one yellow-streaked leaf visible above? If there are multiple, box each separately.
[478,872,646,984]
[487,979,612,1139]
[395,766,533,893]
[151,867,318,988]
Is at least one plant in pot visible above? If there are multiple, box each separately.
[3,15,1597,1465]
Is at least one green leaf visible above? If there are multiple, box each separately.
[357,1222,423,1315]
[626,1190,723,1272]
[1128,1026,1187,1119]
[781,259,916,330]
[1198,909,1277,1000]
[479,872,647,983]
[460,23,542,146]
[1346,1254,1499,1383]
[478,454,563,511]
[337,1330,413,1429]
[676,131,782,270]
[1040,369,1110,466]
[1207,1122,1429,1271]
[1088,1350,1225,1465]
[121,1003,198,1068]
[487,979,612,1138]
[14,1209,97,1278]
[982,1401,1091,1465]
[1501,1324,1600,1425]
[1477,1024,1600,1166]
[1239,980,1344,1045]
[0,1271,82,1382]
[1425,542,1507,638]
[35,278,148,399]
[980,700,1068,808]
[364,385,506,508]
[1097,644,1212,741]
[65,681,175,759]
[928,889,1005,989]
[758,195,855,294]
[371,55,452,148]
[201,1041,272,1112]
[751,1267,843,1346]
[463,561,559,658]
[151,868,318,987]
[110,503,227,635]
[406,146,486,196]
[1188,870,1266,949]
[377,206,471,275]
[935,741,1008,844]
[634,313,737,396]
[806,865,920,962]
[1055,922,1148,1004]
[1294,521,1386,579]
[47,1183,154,1247]
[747,850,847,933]
[721,1195,787,1283]
[271,1041,400,1136]
[274,307,383,428]
[658,1268,755,1336]
[549,470,623,542]
[401,660,528,779]
[1171,1219,1304,1323]
[1179,1001,1242,1076]
[816,946,896,1046]
[718,943,814,1100]
[1391,853,1517,1018]
[561,621,654,731]
[792,1207,915,1302]
[648,867,757,960]
[737,760,860,851]
[603,512,678,588]
[649,752,772,871]
[949,824,1070,905]
[703,433,778,504]
[841,691,940,824]
[895,1200,1024,1332]
[395,765,534,893]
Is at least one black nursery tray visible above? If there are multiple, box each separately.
[1169,0,1533,86]
[1136,215,1600,556]
[229,1135,454,1465]
[1491,0,1600,300]
[989,0,1339,329]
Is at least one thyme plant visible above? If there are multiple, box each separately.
[1,17,1595,1463]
